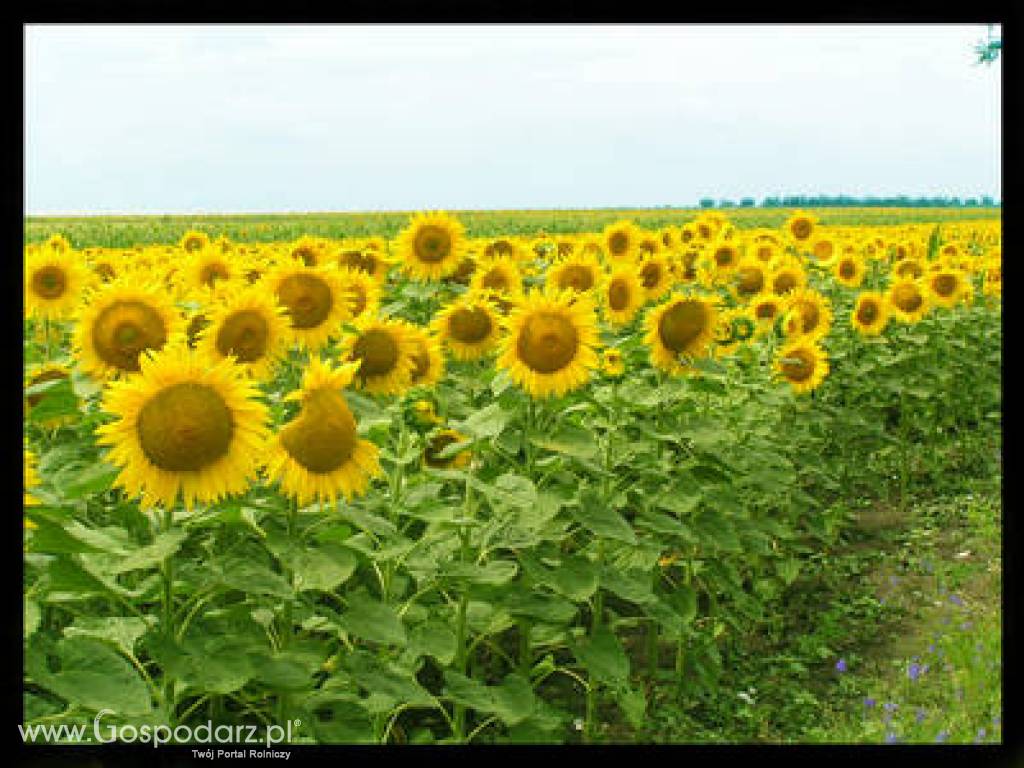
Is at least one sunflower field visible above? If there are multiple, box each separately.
[23,208,1001,744]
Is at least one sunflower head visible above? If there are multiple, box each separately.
[833,253,866,288]
[774,340,829,395]
[731,258,768,300]
[335,266,382,321]
[269,357,382,505]
[423,429,472,470]
[547,253,604,296]
[769,261,807,297]
[405,325,446,390]
[601,265,645,327]
[887,278,930,323]
[395,211,468,281]
[603,220,641,261]
[470,256,523,297]
[179,230,210,254]
[601,348,626,378]
[339,316,418,396]
[926,268,972,309]
[432,293,503,362]
[851,291,889,336]
[783,288,833,341]
[196,284,290,380]
[268,264,351,351]
[636,254,673,302]
[784,211,818,243]
[497,289,601,398]
[644,292,720,376]
[25,247,88,320]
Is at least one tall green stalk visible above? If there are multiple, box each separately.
[160,506,176,726]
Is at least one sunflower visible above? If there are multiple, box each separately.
[470,256,523,297]
[406,325,446,389]
[394,211,468,281]
[24,361,72,409]
[335,266,382,321]
[709,240,741,275]
[267,357,382,505]
[750,293,784,331]
[833,253,866,288]
[635,232,663,259]
[886,278,930,324]
[422,428,472,470]
[893,257,925,281]
[926,268,972,309]
[851,291,889,336]
[678,223,699,246]
[809,235,838,265]
[731,258,769,301]
[769,261,807,297]
[713,306,756,358]
[74,279,183,380]
[644,292,720,376]
[288,236,325,268]
[266,263,350,351]
[497,289,600,398]
[337,245,390,283]
[185,309,210,350]
[25,247,89,320]
[338,315,419,396]
[411,398,443,427]
[179,230,210,254]
[601,348,626,378]
[480,237,524,262]
[774,340,829,395]
[195,285,290,380]
[657,226,679,252]
[432,293,503,362]
[89,251,125,285]
[782,288,833,341]
[546,253,604,295]
[600,265,645,327]
[24,441,42,509]
[603,220,641,262]
[184,248,242,298]
[635,253,674,302]
[95,345,270,511]
[748,240,780,267]
[784,210,818,243]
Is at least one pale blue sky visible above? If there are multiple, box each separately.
[24,24,1001,215]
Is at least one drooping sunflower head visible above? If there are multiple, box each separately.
[73,279,184,380]
[497,288,601,398]
[267,357,382,506]
[886,278,931,324]
[288,236,325,268]
[339,315,419,396]
[267,263,351,351]
[179,230,210,254]
[602,220,641,261]
[25,246,89,320]
[644,292,720,376]
[784,210,818,243]
[395,211,468,281]
[851,291,889,336]
[774,340,829,395]
[546,253,605,296]
[95,345,270,511]
[470,256,523,297]
[926,268,972,309]
[833,253,867,288]
[635,253,674,302]
[336,245,390,283]
[184,248,242,298]
[782,288,833,341]
[600,264,645,327]
[481,237,523,262]
[195,284,290,380]
[431,293,503,362]
[422,428,472,470]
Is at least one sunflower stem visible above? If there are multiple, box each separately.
[43,316,51,362]
[452,466,474,742]
[277,497,299,726]
[584,537,604,744]
[160,506,177,727]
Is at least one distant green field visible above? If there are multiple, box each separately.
[24,207,1002,248]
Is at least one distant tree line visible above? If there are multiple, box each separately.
[696,195,1000,209]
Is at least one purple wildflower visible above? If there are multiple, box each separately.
[949,594,964,607]
[883,701,898,712]
[908,662,922,681]
[864,697,876,709]
[915,708,926,723]
[885,732,901,744]
[935,730,949,743]
[975,728,987,743]
[835,658,848,673]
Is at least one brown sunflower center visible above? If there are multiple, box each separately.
[791,219,812,240]
[340,250,376,275]
[293,247,318,267]
[410,340,431,383]
[276,273,333,329]
[200,262,230,288]
[489,240,515,259]
[932,274,957,297]
[32,266,67,299]
[449,307,494,344]
[353,329,399,377]
[345,284,369,317]
[781,350,815,382]
[773,271,798,295]
[892,284,924,312]
[516,311,579,374]
[839,260,857,279]
[714,248,736,268]
[813,241,834,260]
[608,279,631,311]
[137,382,234,472]
[183,237,204,253]
[755,301,778,320]
[414,225,452,264]
[215,309,269,363]
[556,265,595,292]
[95,262,116,282]
[736,266,764,295]
[481,268,510,291]
[608,232,629,255]
[92,300,168,372]
[856,300,879,325]
[640,262,663,289]
[796,301,820,333]
[279,390,356,473]
[658,300,710,353]
[756,245,775,262]
[186,313,209,349]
